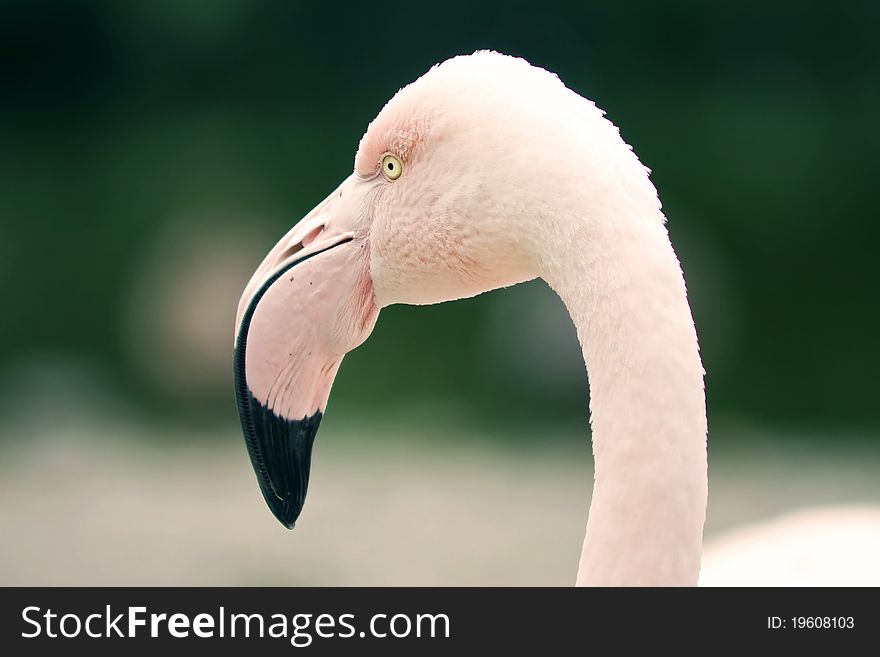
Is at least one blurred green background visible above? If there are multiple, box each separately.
[0,1,878,585]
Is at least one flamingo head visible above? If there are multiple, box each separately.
[234,51,589,527]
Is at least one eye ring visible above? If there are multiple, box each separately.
[380,153,403,181]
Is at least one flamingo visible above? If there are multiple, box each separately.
[234,50,711,586]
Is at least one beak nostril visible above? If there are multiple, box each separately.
[300,225,324,248]
[277,226,325,264]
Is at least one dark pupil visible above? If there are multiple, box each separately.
[387,162,394,170]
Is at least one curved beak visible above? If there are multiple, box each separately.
[233,175,379,528]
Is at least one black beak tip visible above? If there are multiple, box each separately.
[243,406,322,530]
[235,348,323,534]
[238,393,322,532]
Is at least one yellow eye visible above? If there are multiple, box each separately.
[381,153,403,181]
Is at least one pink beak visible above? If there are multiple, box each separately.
[234,175,379,528]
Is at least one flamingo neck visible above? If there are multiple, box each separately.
[537,179,708,586]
